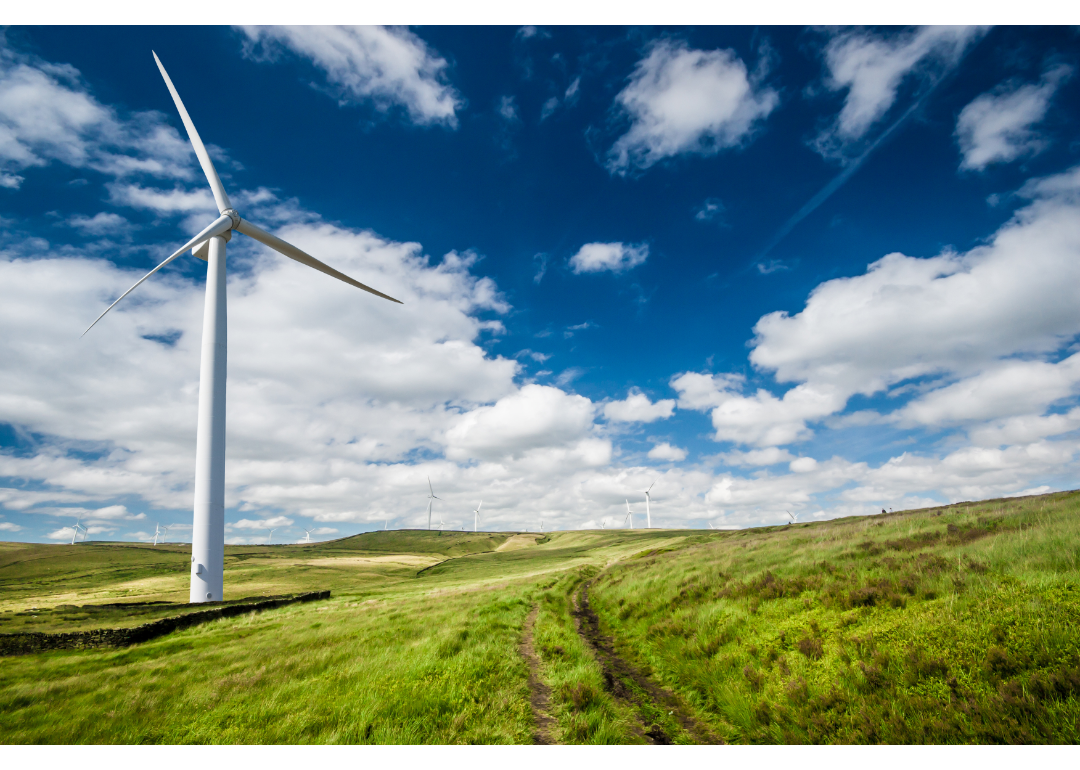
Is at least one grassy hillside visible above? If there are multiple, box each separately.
[1,492,1079,743]
[584,492,1080,743]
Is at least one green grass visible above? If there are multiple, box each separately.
[1,492,1079,743]
[585,492,1080,743]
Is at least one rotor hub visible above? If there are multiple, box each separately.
[222,208,241,230]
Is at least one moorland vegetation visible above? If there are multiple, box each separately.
[0,492,1077,743]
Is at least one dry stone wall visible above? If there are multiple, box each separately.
[0,590,330,657]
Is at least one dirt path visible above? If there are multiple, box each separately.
[572,580,723,745]
[520,605,559,745]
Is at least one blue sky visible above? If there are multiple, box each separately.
[1,25,1079,544]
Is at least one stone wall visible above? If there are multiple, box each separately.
[0,590,330,657]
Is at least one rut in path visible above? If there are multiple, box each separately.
[520,605,559,745]
[571,580,723,745]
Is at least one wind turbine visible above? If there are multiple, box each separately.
[473,500,482,533]
[303,528,313,543]
[708,522,715,530]
[160,525,169,544]
[539,519,544,532]
[153,523,162,546]
[426,477,441,531]
[82,53,400,604]
[624,500,634,530]
[643,480,656,528]
[786,511,799,525]
[70,517,87,545]
[267,528,276,545]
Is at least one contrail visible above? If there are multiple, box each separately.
[755,28,987,265]
[756,92,930,262]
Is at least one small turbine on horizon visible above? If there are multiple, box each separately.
[427,477,441,531]
[153,523,162,546]
[644,480,656,528]
[624,500,634,530]
[82,53,400,603]
[473,500,482,533]
[303,528,313,543]
[786,511,799,525]
[267,528,276,545]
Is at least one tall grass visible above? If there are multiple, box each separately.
[587,493,1080,743]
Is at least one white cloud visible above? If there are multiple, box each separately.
[694,197,725,223]
[0,41,198,187]
[814,26,986,158]
[68,212,128,236]
[540,96,559,121]
[445,384,596,462]
[108,183,215,214]
[230,516,294,530]
[717,447,796,467]
[497,95,519,123]
[956,65,1073,171]
[0,521,22,531]
[569,242,648,274]
[603,390,675,423]
[238,26,462,127]
[648,442,687,462]
[312,527,338,535]
[607,38,777,174]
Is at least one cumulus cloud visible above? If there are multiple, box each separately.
[603,390,675,423]
[0,521,22,531]
[814,26,986,159]
[445,384,597,461]
[569,242,648,274]
[648,442,687,462]
[230,516,294,530]
[956,65,1073,171]
[238,26,462,127]
[606,38,778,174]
[0,40,200,188]
[717,447,796,467]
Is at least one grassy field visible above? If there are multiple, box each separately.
[1,492,1078,743]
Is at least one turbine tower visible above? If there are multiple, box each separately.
[426,477,441,530]
[160,525,169,544]
[267,528,276,545]
[304,528,313,543]
[786,511,799,525]
[70,517,86,545]
[153,523,162,546]
[644,480,656,529]
[83,53,400,604]
[624,500,634,530]
[473,500,482,533]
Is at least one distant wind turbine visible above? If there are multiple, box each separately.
[70,517,87,545]
[303,528,313,543]
[267,528,276,545]
[427,477,441,531]
[540,519,543,532]
[473,500,482,533]
[786,511,799,525]
[82,53,401,604]
[644,480,656,528]
[708,522,715,530]
[624,500,634,530]
[153,523,162,546]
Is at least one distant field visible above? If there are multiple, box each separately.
[1,493,1078,744]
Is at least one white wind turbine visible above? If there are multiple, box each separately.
[267,528,276,545]
[70,517,87,545]
[153,523,162,546]
[303,528,313,543]
[473,500,482,533]
[426,477,441,531]
[160,525,169,544]
[786,511,799,525]
[643,480,656,528]
[82,53,400,604]
[624,500,634,530]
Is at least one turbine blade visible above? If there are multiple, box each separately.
[152,51,231,214]
[428,476,434,496]
[83,214,233,336]
[236,219,402,304]
[477,500,483,511]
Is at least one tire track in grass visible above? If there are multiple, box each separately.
[572,580,723,745]
[520,605,559,745]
